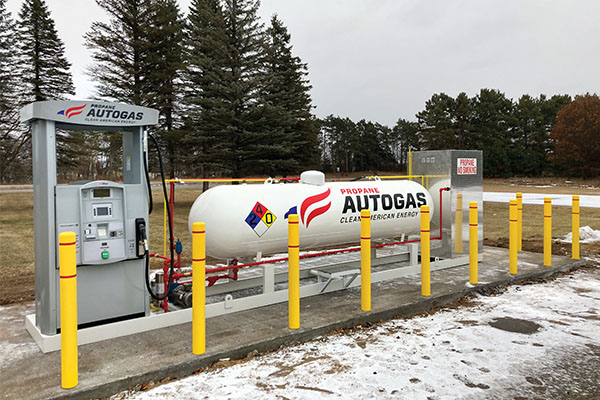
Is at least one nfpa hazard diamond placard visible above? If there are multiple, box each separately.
[245,201,277,237]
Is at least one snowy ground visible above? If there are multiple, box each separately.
[557,226,600,244]
[116,267,600,400]
[483,192,600,208]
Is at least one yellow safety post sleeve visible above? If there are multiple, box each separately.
[192,222,206,354]
[360,209,372,311]
[59,231,78,389]
[288,215,300,329]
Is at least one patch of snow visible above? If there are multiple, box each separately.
[116,270,600,400]
[557,226,600,244]
[483,192,600,208]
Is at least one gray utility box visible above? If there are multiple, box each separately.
[55,181,148,328]
[413,150,483,259]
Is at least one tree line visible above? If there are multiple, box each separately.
[0,0,597,183]
[320,91,599,178]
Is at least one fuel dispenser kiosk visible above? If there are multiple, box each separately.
[22,101,159,336]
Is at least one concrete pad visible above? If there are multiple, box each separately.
[0,247,586,400]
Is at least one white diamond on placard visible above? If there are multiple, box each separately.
[253,220,269,237]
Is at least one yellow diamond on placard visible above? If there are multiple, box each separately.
[261,211,276,227]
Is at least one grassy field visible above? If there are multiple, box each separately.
[1,181,598,304]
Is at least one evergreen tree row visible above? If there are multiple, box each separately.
[319,90,574,178]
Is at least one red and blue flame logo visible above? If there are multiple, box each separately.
[57,104,87,119]
[299,188,331,228]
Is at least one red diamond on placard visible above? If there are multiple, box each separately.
[253,202,267,218]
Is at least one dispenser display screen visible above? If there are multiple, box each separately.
[93,188,111,198]
[93,203,112,218]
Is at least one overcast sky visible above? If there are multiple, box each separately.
[5,0,600,126]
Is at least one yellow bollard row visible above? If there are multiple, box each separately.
[516,192,523,251]
[544,197,552,267]
[572,195,580,260]
[509,199,518,275]
[288,214,300,328]
[360,209,372,311]
[420,205,431,296]
[469,202,478,285]
[454,193,463,254]
[192,222,206,355]
[59,231,78,389]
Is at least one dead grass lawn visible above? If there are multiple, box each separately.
[0,181,598,305]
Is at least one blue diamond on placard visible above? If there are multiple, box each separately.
[245,211,260,229]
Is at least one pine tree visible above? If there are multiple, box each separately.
[15,0,76,181]
[85,0,153,105]
[511,95,546,176]
[416,93,456,150]
[354,120,395,171]
[86,0,185,177]
[145,0,185,177]
[261,15,319,174]
[17,0,74,101]
[471,89,514,177]
[541,93,571,174]
[220,0,268,177]
[0,0,25,182]
[453,92,474,149]
[319,115,360,173]
[391,118,420,171]
[182,0,232,183]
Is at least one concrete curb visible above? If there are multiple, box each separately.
[48,259,587,400]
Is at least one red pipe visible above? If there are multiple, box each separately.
[431,187,450,240]
[169,181,175,246]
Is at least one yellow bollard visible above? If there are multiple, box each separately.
[288,214,300,328]
[544,197,552,267]
[360,209,372,311]
[469,202,478,285]
[420,205,431,296]
[192,222,206,355]
[59,231,78,389]
[509,199,518,275]
[454,193,463,254]
[572,195,580,260]
[516,193,523,251]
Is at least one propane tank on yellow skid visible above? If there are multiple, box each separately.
[188,171,434,259]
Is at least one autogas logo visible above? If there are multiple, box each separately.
[57,103,144,123]
[338,187,427,224]
[300,188,331,228]
[57,104,87,119]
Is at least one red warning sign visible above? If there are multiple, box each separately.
[457,158,477,175]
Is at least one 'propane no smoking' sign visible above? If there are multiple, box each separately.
[457,158,477,175]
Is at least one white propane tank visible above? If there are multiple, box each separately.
[188,171,434,259]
